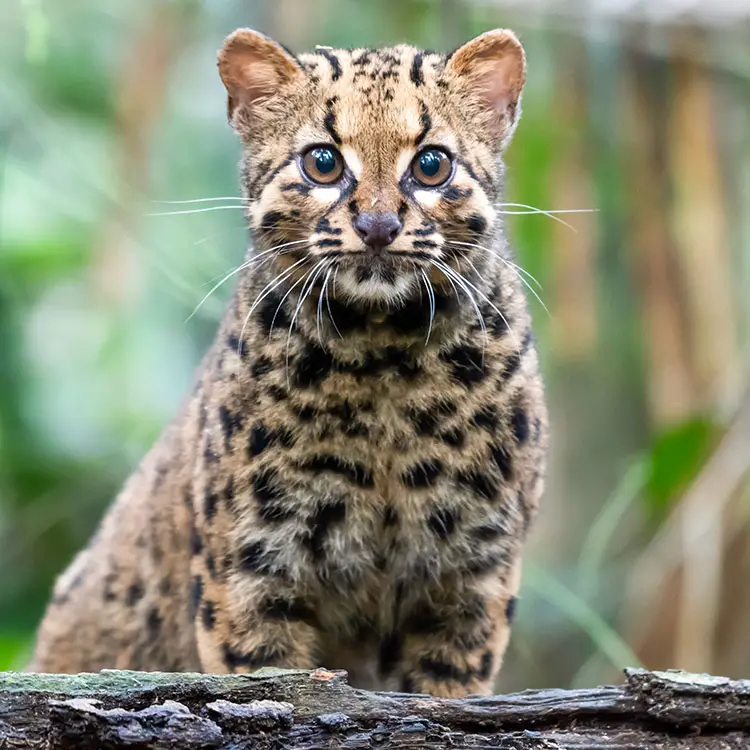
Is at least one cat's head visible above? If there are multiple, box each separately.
[218,29,525,307]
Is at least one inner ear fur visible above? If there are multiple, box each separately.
[218,29,301,122]
[445,29,527,141]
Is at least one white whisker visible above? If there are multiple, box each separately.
[186,240,310,323]
[285,260,330,386]
[147,206,246,217]
[419,269,436,346]
[153,197,245,205]
[433,258,516,349]
[447,240,550,317]
[238,256,310,353]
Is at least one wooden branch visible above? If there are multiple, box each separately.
[1,667,748,748]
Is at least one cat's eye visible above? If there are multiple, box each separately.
[301,147,345,185]
[412,149,453,187]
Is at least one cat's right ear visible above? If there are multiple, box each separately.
[218,29,301,123]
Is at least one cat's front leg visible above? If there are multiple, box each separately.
[399,565,521,698]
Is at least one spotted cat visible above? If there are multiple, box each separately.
[30,27,548,698]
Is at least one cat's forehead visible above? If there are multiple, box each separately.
[297,46,451,149]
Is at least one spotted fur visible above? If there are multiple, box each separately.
[30,28,548,698]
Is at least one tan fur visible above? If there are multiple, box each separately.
[30,28,548,698]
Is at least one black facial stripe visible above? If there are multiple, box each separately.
[281,182,312,196]
[260,153,295,191]
[444,186,473,201]
[410,51,425,86]
[415,101,432,147]
[316,217,342,235]
[317,238,342,248]
[318,50,342,81]
[412,240,437,249]
[323,97,342,144]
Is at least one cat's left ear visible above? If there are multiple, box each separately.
[218,29,302,123]
[444,29,526,144]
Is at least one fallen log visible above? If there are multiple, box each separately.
[1,667,748,748]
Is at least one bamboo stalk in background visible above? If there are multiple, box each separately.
[623,28,696,428]
[91,4,190,310]
[549,33,597,363]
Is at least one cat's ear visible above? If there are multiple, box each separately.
[444,29,526,144]
[218,29,302,122]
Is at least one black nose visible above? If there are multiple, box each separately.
[353,211,403,252]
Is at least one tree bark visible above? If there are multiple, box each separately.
[1,667,748,748]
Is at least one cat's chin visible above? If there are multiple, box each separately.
[334,265,420,305]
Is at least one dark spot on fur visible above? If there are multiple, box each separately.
[259,211,285,233]
[471,523,505,542]
[191,524,203,556]
[147,608,162,636]
[501,352,522,380]
[204,488,219,522]
[299,455,373,488]
[382,505,399,527]
[512,403,530,443]
[403,459,443,488]
[227,334,248,359]
[506,596,518,624]
[316,217,343,235]
[417,657,472,685]
[304,499,347,561]
[238,541,282,577]
[252,355,273,378]
[294,344,335,388]
[490,444,513,480]
[257,291,291,335]
[125,582,144,607]
[467,215,488,234]
[456,469,499,501]
[260,596,316,623]
[465,550,507,575]
[249,423,272,457]
[267,385,288,402]
[202,600,216,630]
[223,643,286,671]
[439,428,465,448]
[471,404,499,431]
[378,633,403,676]
[218,406,244,451]
[190,576,203,619]
[428,507,459,539]
[440,344,486,387]
[204,440,220,464]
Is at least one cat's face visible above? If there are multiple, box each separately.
[218,30,525,306]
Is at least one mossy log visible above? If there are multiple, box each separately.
[1,667,748,748]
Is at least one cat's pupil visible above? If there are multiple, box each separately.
[314,149,336,174]
[419,151,442,177]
